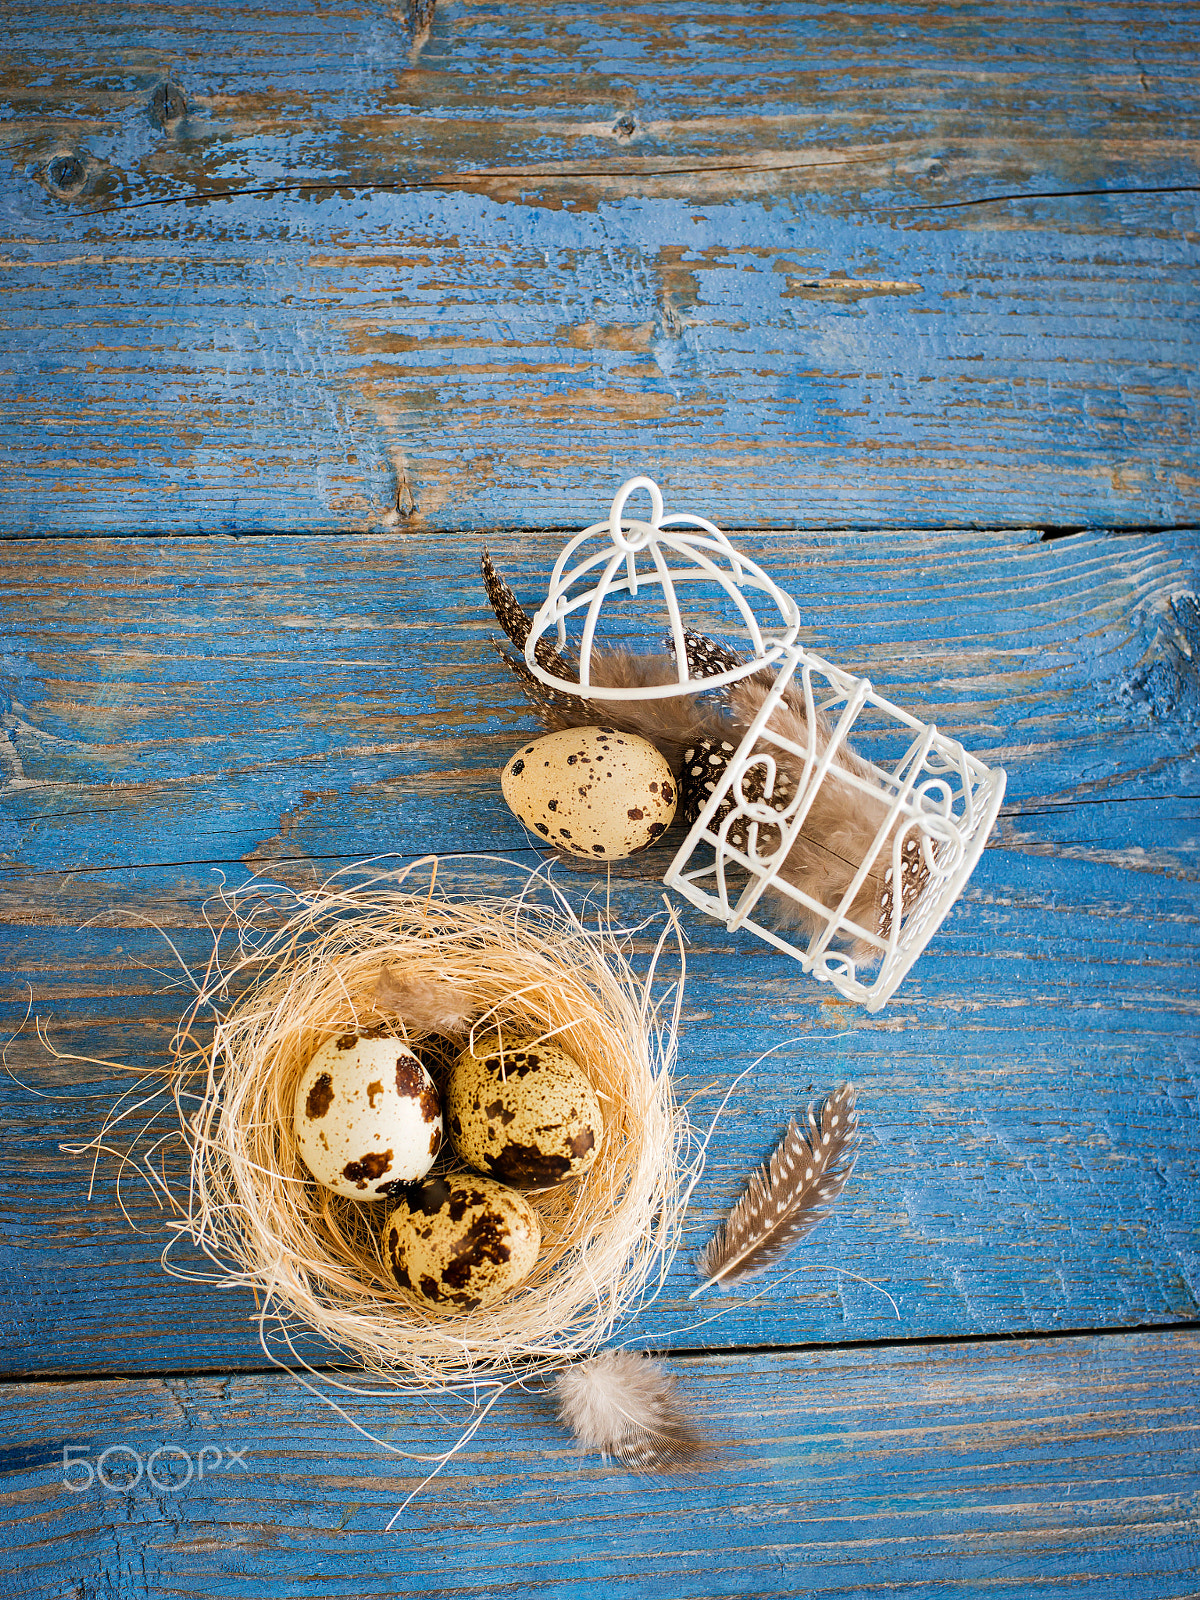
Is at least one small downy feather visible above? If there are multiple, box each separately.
[697,1083,860,1292]
[372,966,476,1040]
[553,1350,708,1472]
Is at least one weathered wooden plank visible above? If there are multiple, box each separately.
[3,792,1198,1377]
[6,2,1199,205]
[2,4,1198,531]
[2,528,1197,877]
[3,192,1194,533]
[2,1332,1198,1598]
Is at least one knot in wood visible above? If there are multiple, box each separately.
[45,154,85,195]
[150,82,187,127]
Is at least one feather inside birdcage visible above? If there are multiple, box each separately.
[706,675,929,952]
[483,551,733,768]
[482,554,927,957]
[696,1082,860,1293]
[553,1349,708,1472]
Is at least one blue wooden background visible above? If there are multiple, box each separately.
[1,3,1198,1596]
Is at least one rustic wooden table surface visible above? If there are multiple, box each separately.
[2,3,1198,1596]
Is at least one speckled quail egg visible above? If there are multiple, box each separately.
[447,1030,603,1187]
[385,1173,541,1310]
[293,1027,442,1201]
[501,726,677,859]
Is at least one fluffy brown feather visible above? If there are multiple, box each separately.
[725,677,922,952]
[553,1350,709,1472]
[547,648,737,771]
[482,552,741,769]
[372,966,477,1040]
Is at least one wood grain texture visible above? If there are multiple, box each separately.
[1,531,1196,1375]
[2,1332,1198,1598]
[5,5,1199,1592]
[5,1,1198,204]
[3,527,1197,875]
[2,3,1198,531]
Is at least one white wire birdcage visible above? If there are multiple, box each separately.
[521,476,1007,1012]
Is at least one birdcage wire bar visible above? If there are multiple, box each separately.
[525,476,803,699]
[662,643,1006,1010]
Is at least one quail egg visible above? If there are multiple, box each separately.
[501,726,676,859]
[447,1030,603,1187]
[385,1173,541,1310]
[293,1027,442,1201]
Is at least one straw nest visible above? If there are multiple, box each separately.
[161,860,693,1386]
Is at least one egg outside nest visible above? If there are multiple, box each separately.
[501,727,677,860]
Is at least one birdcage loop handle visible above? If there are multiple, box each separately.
[608,476,665,553]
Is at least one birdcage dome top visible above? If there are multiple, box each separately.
[524,476,803,700]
